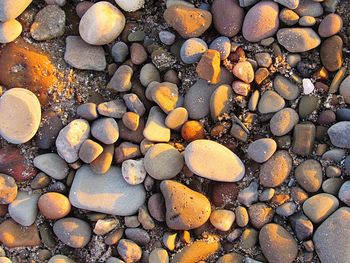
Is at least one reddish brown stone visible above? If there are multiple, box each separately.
[181,121,206,142]
[210,182,239,207]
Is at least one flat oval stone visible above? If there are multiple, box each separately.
[8,191,40,226]
[171,239,220,262]
[0,173,17,204]
[273,74,300,100]
[143,106,170,142]
[165,107,188,130]
[0,88,41,144]
[270,108,299,136]
[303,193,339,223]
[295,159,322,193]
[53,217,91,248]
[320,35,343,72]
[184,139,245,182]
[0,19,22,44]
[38,192,71,220]
[69,165,146,216]
[210,84,233,121]
[277,28,321,53]
[318,13,343,38]
[161,180,211,230]
[247,138,277,163]
[258,90,285,114]
[33,153,69,180]
[259,223,298,263]
[327,121,350,148]
[0,0,33,21]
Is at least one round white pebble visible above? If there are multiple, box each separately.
[303,78,315,95]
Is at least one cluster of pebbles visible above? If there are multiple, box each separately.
[0,0,350,262]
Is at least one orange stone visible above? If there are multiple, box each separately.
[181,121,206,142]
[38,192,71,220]
[196,49,221,84]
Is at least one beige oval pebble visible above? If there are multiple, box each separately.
[38,192,71,220]
[210,209,235,231]
[0,19,22,43]
[165,107,188,130]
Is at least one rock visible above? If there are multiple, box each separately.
[237,181,259,207]
[247,138,277,163]
[259,223,298,263]
[328,122,350,148]
[277,28,321,53]
[115,0,145,12]
[211,0,244,37]
[181,120,205,142]
[77,103,98,121]
[340,76,350,104]
[255,52,272,68]
[159,30,176,45]
[232,81,250,96]
[79,2,125,45]
[299,15,316,26]
[339,181,350,206]
[140,63,160,87]
[91,118,119,145]
[232,61,254,83]
[303,193,339,223]
[48,255,75,263]
[111,42,128,64]
[93,218,119,235]
[38,192,71,220]
[210,182,239,207]
[209,36,231,60]
[290,212,313,241]
[302,78,314,95]
[163,5,212,38]
[108,65,133,92]
[320,35,343,72]
[125,228,150,245]
[117,239,142,263]
[69,165,145,216]
[185,139,245,182]
[56,119,90,163]
[64,36,106,71]
[336,108,350,121]
[274,0,299,9]
[114,142,141,163]
[295,159,322,193]
[123,93,146,116]
[210,84,233,121]
[53,217,91,248]
[30,5,65,41]
[210,209,235,231]
[259,150,293,187]
[90,144,114,174]
[292,123,315,156]
[143,106,170,142]
[242,1,279,42]
[255,68,269,84]
[298,95,319,119]
[122,159,146,185]
[318,13,343,38]
[138,205,155,230]
[149,248,169,263]
[0,19,22,44]
[295,0,323,17]
[323,178,343,195]
[270,108,299,136]
[180,38,208,64]
[217,253,244,263]
[313,207,350,263]
[148,193,166,222]
[165,107,188,130]
[322,148,346,162]
[0,88,41,144]
[248,203,274,228]
[122,112,139,131]
[79,139,103,163]
[0,173,17,204]
[196,49,221,84]
[0,219,40,248]
[151,82,179,113]
[240,228,258,249]
[258,90,285,114]
[235,206,249,227]
[33,153,69,180]
[279,8,299,26]
[161,180,211,230]
[130,43,147,65]
[36,110,63,149]
[8,191,40,226]
[171,239,220,262]
[273,74,300,100]
[0,0,32,21]
[276,201,297,217]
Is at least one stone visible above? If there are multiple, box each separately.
[259,150,293,187]
[277,28,321,53]
[64,36,106,71]
[270,108,299,136]
[36,110,63,149]
[115,0,145,12]
[247,138,277,163]
[318,13,343,38]
[313,207,350,263]
[114,142,141,163]
[235,206,249,227]
[121,159,146,185]
[171,239,220,262]
[165,107,188,130]
[290,212,313,241]
[79,139,103,163]
[125,228,150,245]
[210,209,235,231]
[144,143,183,180]
[274,0,299,9]
[248,203,274,228]
[151,82,179,113]
[111,41,128,63]
[217,253,244,263]
[105,228,124,245]
[292,123,315,156]
[33,153,69,180]
[0,0,32,21]
[90,144,114,174]
[53,217,91,248]
[94,218,119,235]
[299,16,316,26]
[163,232,177,250]
[38,192,71,220]
[0,173,17,204]
[259,223,298,263]
[0,88,41,144]
[242,1,279,42]
[143,106,170,142]
[79,2,125,45]
[180,38,208,64]
[122,112,139,131]
[336,108,350,121]
[161,180,211,230]
[303,193,339,223]
[323,178,343,195]
[279,8,299,26]
[148,193,166,222]
[211,0,244,37]
[0,19,22,44]
[31,172,50,190]
[159,30,176,45]
[237,181,259,207]
[140,63,160,87]
[196,49,221,84]
[130,43,147,65]
[258,90,285,114]
[339,181,350,206]
[320,35,343,72]
[295,159,322,193]
[163,5,212,38]
[185,139,245,182]
[254,68,269,85]
[123,93,146,116]
[255,52,272,68]
[149,248,169,263]
[30,5,65,41]
[302,78,314,95]
[340,76,350,104]
[240,228,258,249]
[181,120,205,142]
[232,61,254,83]
[108,65,133,92]
[295,0,323,17]
[276,201,297,217]
[117,239,142,263]
[56,119,90,163]
[210,84,233,121]
[91,118,119,145]
[138,205,155,230]
[77,103,98,121]
[232,81,250,96]
[328,122,350,148]
[69,165,145,216]
[210,182,239,207]
[8,191,40,226]
[0,219,40,248]
[48,255,75,263]
[273,74,300,100]
[298,96,319,119]
[209,36,231,60]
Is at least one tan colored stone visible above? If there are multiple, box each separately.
[38,192,71,220]
[196,49,221,84]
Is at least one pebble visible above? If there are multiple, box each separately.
[287,54,301,68]
[336,108,350,121]
[171,239,220,262]
[292,123,315,156]
[248,203,274,228]
[276,202,297,217]
[209,36,231,60]
[196,49,221,83]
[259,188,275,202]
[149,248,169,263]
[0,19,22,44]
[151,82,179,113]
[111,42,128,63]
[303,193,339,223]
[242,1,279,42]
[138,205,155,230]
[322,148,346,162]
[163,232,177,250]
[277,28,321,52]
[210,84,233,120]
[79,139,103,163]
[115,0,145,12]
[148,193,166,222]
[180,38,208,64]
[273,74,300,100]
[108,65,133,92]
[340,75,350,104]
[295,159,322,193]
[130,43,147,65]
[279,8,299,26]
[56,119,90,163]
[45,0,66,6]
[185,139,245,182]
[117,239,142,263]
[232,81,250,96]
[290,212,313,241]
[259,223,298,263]
[77,103,98,121]
[140,63,160,87]
[163,5,212,38]
[123,93,146,116]
[105,228,124,245]
[313,207,350,263]
[125,228,150,245]
[0,88,41,144]
[122,112,139,131]
[210,182,239,207]
[36,110,63,149]
[91,144,114,174]
[0,173,17,204]
[31,172,51,189]
[232,61,254,83]
[270,108,299,136]
[259,150,293,187]
[114,142,141,163]
[235,206,249,227]
[0,0,32,21]
[9,191,39,226]
[327,122,350,148]
[322,178,343,195]
[255,52,272,68]
[33,153,69,180]
[53,217,91,248]
[121,159,146,185]
[237,181,259,207]
[161,180,211,230]
[318,13,343,38]
[79,2,125,45]
[227,229,243,242]
[69,165,146,216]
[210,209,235,231]
[48,255,75,263]
[181,120,205,142]
[295,0,323,17]
[76,1,94,18]
[247,138,277,163]
[298,95,319,119]
[0,219,40,248]
[30,5,65,41]
[299,16,316,26]
[38,192,71,220]
[302,78,314,95]
[211,0,244,37]
[165,107,188,130]
[274,0,299,9]
[159,30,176,45]
[258,90,285,114]
[143,106,170,142]
[320,35,343,72]
[339,181,350,206]
[91,118,119,145]
[240,228,258,249]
